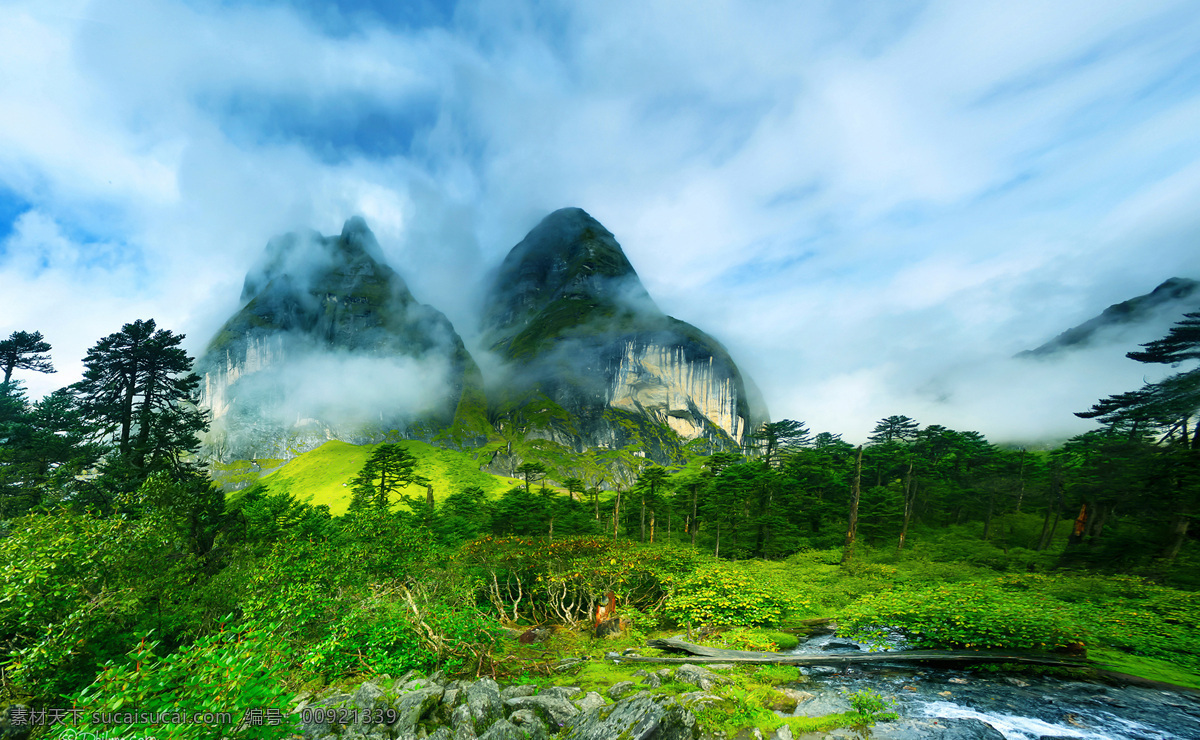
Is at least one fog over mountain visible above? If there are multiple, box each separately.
[4,1,1200,445]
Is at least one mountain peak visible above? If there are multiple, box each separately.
[483,208,657,345]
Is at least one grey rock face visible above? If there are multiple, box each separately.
[478,718,527,740]
[606,681,637,699]
[507,708,550,740]
[481,207,765,469]
[572,692,606,713]
[675,664,729,692]
[504,694,580,727]
[559,696,697,740]
[197,216,488,465]
[465,677,504,734]
[500,684,537,702]
[392,686,445,734]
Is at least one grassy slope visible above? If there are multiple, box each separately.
[251,440,526,515]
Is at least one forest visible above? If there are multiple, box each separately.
[0,314,1198,738]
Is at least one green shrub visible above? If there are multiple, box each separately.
[663,564,792,627]
[65,618,294,739]
[839,581,1078,650]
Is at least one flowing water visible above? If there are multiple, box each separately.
[777,633,1200,739]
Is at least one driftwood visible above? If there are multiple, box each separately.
[635,638,1089,668]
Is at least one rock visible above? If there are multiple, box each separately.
[451,704,478,739]
[501,684,537,701]
[808,666,839,675]
[479,718,527,740]
[948,677,969,685]
[678,692,720,711]
[428,728,455,740]
[540,686,582,700]
[767,688,814,713]
[505,694,581,726]
[676,663,730,691]
[771,725,793,740]
[793,692,851,718]
[1003,677,1030,688]
[573,692,607,713]
[607,681,637,699]
[508,709,551,740]
[560,695,697,740]
[605,651,622,661]
[392,686,445,735]
[443,687,462,708]
[351,681,388,710]
[643,673,663,688]
[465,678,503,734]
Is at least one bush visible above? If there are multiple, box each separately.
[663,564,792,627]
[838,581,1078,650]
[66,618,294,740]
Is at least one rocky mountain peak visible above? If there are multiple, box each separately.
[483,208,657,345]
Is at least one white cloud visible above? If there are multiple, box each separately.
[2,0,1200,446]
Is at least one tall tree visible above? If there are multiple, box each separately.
[868,415,919,444]
[841,445,864,564]
[516,462,548,493]
[749,420,811,468]
[72,320,206,482]
[349,444,428,512]
[0,330,54,389]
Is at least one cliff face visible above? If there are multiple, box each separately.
[196,217,489,461]
[1018,277,1200,359]
[482,207,764,464]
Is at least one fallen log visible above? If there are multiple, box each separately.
[635,638,1089,668]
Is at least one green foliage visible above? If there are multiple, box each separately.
[458,536,699,624]
[839,580,1078,650]
[66,620,294,739]
[349,443,428,511]
[662,564,792,627]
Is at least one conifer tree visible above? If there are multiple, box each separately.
[0,330,54,389]
[349,444,428,511]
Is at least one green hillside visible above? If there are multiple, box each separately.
[241,440,526,515]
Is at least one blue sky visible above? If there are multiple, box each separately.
[3,0,1200,443]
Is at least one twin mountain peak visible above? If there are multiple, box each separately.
[196,207,766,476]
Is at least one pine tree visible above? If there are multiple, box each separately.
[349,444,428,512]
[0,330,54,389]
[72,319,207,483]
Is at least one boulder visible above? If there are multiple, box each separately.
[572,692,607,713]
[391,686,445,735]
[607,681,637,699]
[464,678,504,735]
[479,718,527,740]
[675,664,729,691]
[560,696,697,740]
[504,694,580,726]
[508,708,551,740]
[501,684,537,701]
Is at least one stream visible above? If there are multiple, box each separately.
[776,633,1200,739]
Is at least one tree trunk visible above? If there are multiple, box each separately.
[1162,514,1190,560]
[1037,460,1063,550]
[690,484,699,547]
[842,446,863,564]
[714,521,720,559]
[650,511,656,543]
[613,488,622,540]
[640,496,646,543]
[897,462,915,551]
[1067,503,1088,546]
[1016,449,1026,514]
[983,488,996,541]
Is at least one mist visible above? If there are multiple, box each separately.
[3,0,1200,447]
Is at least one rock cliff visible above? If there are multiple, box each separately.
[196,217,489,461]
[481,207,764,466]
